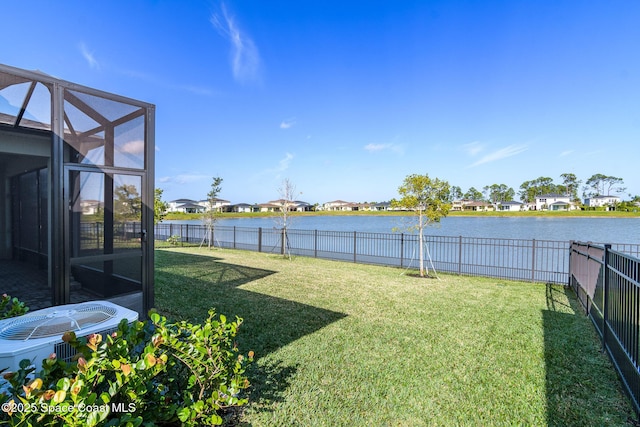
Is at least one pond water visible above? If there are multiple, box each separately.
[164,215,640,244]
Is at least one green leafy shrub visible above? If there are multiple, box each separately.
[0,309,252,426]
[0,294,29,320]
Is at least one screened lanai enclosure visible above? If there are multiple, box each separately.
[0,63,155,316]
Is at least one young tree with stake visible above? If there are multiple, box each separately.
[392,174,451,277]
[202,176,223,249]
[276,178,298,257]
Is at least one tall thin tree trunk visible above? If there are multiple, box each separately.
[419,210,425,276]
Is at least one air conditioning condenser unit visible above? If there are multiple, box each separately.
[0,301,138,374]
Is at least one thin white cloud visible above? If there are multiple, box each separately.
[115,66,215,96]
[280,118,296,129]
[276,152,294,171]
[159,174,210,185]
[559,150,574,157]
[469,144,528,167]
[79,42,99,69]
[364,143,388,152]
[364,143,404,155]
[462,141,484,156]
[262,152,294,181]
[211,3,261,84]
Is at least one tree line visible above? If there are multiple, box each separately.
[449,173,635,204]
[154,171,638,225]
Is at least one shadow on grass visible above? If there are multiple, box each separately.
[543,283,637,426]
[154,250,347,416]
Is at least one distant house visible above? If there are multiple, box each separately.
[323,200,361,211]
[497,201,523,211]
[178,202,206,214]
[80,199,103,215]
[584,195,621,208]
[534,194,575,211]
[292,200,313,212]
[199,198,231,212]
[168,199,205,213]
[229,203,253,213]
[259,199,312,212]
[168,197,230,213]
[168,198,198,212]
[373,201,391,211]
[549,201,570,211]
[258,202,280,212]
[451,200,466,211]
[451,199,494,212]
[452,200,494,212]
[462,201,494,212]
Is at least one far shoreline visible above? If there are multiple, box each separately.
[164,209,640,221]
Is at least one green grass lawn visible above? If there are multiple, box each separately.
[154,247,637,426]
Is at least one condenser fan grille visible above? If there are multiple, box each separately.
[0,302,118,340]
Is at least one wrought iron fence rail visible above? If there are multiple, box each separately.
[152,224,624,285]
[153,223,640,285]
[570,242,640,417]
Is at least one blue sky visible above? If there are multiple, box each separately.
[3,1,639,204]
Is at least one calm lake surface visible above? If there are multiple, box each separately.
[164,216,640,245]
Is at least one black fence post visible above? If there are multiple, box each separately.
[258,227,262,253]
[531,239,536,282]
[458,235,463,275]
[568,240,574,287]
[353,231,357,263]
[602,244,611,352]
[400,233,404,268]
[233,226,236,249]
[314,230,318,258]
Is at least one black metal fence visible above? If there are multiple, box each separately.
[569,241,640,416]
[78,222,143,247]
[154,223,640,414]
[155,223,622,285]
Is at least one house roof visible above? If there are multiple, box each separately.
[536,194,569,198]
[499,201,522,205]
[198,198,230,204]
[265,199,309,207]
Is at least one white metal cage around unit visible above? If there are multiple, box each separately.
[0,301,138,374]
